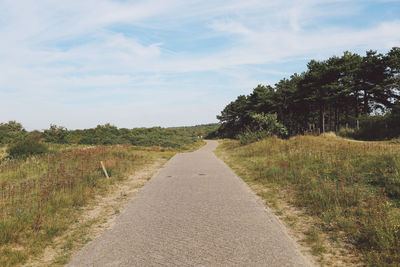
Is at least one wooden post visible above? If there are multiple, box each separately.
[100,161,109,178]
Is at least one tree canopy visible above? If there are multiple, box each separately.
[216,48,400,140]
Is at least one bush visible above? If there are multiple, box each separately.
[237,130,269,145]
[43,124,70,144]
[0,121,26,145]
[337,127,356,139]
[236,113,288,144]
[7,139,48,159]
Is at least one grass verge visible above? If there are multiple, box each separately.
[0,141,204,266]
[215,135,400,266]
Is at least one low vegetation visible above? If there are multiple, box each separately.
[236,113,288,145]
[337,108,400,141]
[217,135,400,266]
[7,139,48,159]
[0,121,218,148]
[0,120,211,265]
[0,140,203,266]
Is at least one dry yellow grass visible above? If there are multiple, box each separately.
[0,144,189,266]
[216,135,400,266]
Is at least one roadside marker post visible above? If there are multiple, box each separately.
[100,161,110,178]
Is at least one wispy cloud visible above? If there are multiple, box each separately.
[0,0,399,129]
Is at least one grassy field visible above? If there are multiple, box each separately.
[216,134,400,266]
[0,141,204,266]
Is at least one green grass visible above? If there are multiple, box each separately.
[305,227,326,256]
[216,135,400,266]
[0,141,205,266]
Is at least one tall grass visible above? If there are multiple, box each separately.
[0,145,177,266]
[217,135,400,266]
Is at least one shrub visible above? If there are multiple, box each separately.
[236,113,288,144]
[0,121,26,144]
[7,139,48,159]
[237,130,269,145]
[337,127,356,138]
[348,110,400,141]
[43,124,70,144]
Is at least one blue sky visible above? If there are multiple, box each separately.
[1,0,399,130]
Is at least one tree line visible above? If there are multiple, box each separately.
[216,48,400,140]
[0,121,218,148]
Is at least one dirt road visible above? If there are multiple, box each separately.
[68,141,311,266]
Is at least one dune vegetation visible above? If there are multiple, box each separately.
[216,134,400,266]
[0,121,218,148]
[0,144,186,266]
[0,122,209,266]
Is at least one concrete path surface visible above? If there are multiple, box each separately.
[68,141,311,267]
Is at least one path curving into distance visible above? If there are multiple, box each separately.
[68,141,312,267]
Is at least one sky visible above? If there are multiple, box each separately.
[1,0,400,130]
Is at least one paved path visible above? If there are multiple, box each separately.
[68,141,311,266]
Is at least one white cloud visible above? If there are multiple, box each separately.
[0,0,399,129]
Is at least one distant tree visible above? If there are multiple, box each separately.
[217,95,251,137]
[0,121,26,144]
[385,47,400,102]
[357,51,388,114]
[43,124,69,144]
[337,51,362,128]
